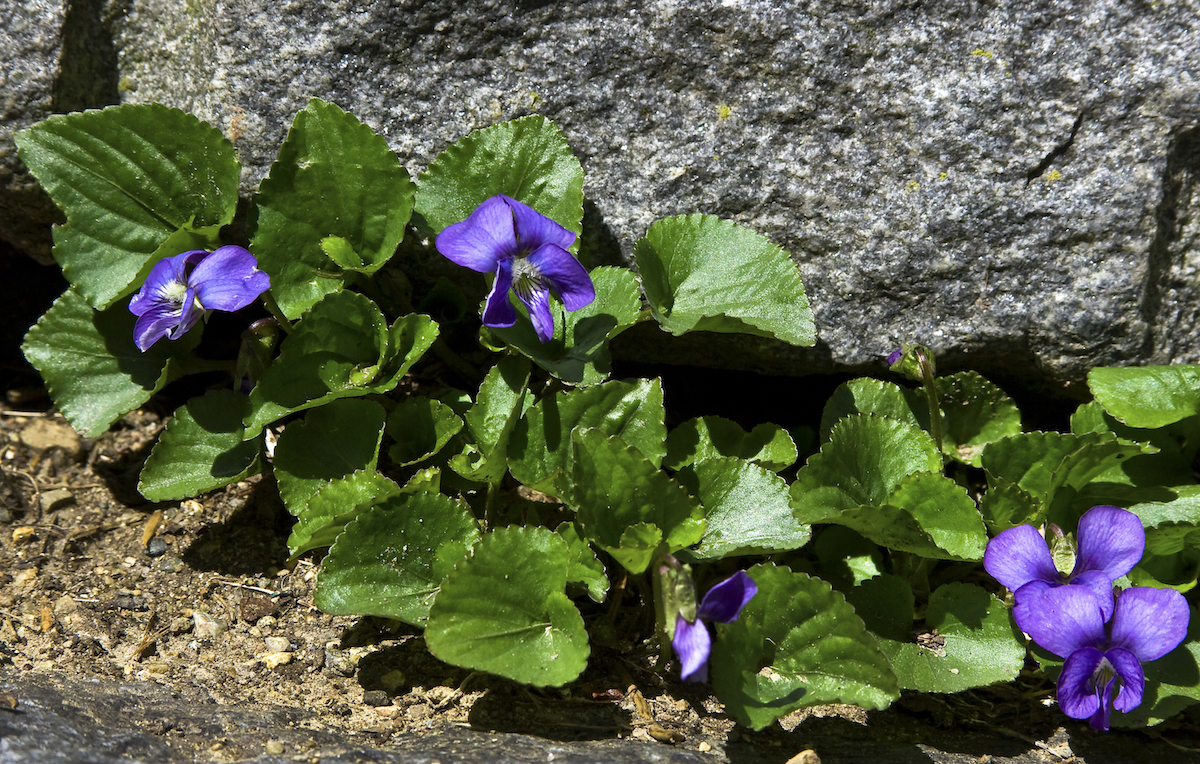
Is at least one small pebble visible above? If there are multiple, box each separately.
[145,538,168,557]
[19,419,83,458]
[425,685,455,706]
[362,690,390,707]
[406,703,432,721]
[240,595,277,623]
[264,636,290,653]
[157,556,183,573]
[323,649,357,677]
[193,611,228,639]
[38,488,74,512]
[265,740,284,755]
[262,652,293,669]
[111,592,147,611]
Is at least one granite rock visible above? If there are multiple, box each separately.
[0,0,120,262]
[3,0,1200,387]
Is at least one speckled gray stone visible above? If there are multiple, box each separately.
[4,0,1200,387]
[1,0,121,262]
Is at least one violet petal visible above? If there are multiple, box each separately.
[189,245,270,312]
[1057,646,1106,724]
[481,260,517,329]
[129,253,191,317]
[1015,585,1106,659]
[521,283,556,343]
[436,196,517,272]
[696,571,758,624]
[1110,586,1190,662]
[1069,569,1118,622]
[1074,505,1146,582]
[1108,647,1145,714]
[672,613,712,683]
[525,243,595,311]
[984,524,1060,593]
[132,301,185,352]
[503,194,576,252]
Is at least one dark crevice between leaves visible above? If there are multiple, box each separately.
[1023,109,1086,186]
[1141,125,1200,360]
[51,0,122,114]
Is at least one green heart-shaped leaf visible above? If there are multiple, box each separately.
[1088,365,1200,429]
[415,115,584,243]
[386,396,464,466]
[252,98,416,318]
[14,104,238,309]
[568,429,704,573]
[634,214,815,346]
[508,377,666,497]
[138,389,262,501]
[22,289,195,437]
[272,398,387,514]
[315,491,480,626]
[287,470,402,559]
[683,457,810,560]
[425,526,589,686]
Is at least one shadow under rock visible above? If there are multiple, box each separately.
[467,686,629,742]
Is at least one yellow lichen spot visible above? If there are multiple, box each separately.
[1046,169,1063,182]
[716,104,733,120]
[971,49,994,58]
[529,92,543,109]
[938,172,948,181]
[905,180,921,193]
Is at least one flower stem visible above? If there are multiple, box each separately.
[916,347,943,455]
[260,292,295,335]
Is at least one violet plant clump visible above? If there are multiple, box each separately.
[15,99,1200,735]
[435,194,595,342]
[129,245,271,351]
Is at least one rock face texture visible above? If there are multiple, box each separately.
[3,0,1200,387]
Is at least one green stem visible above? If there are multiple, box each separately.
[260,292,295,335]
[916,347,943,455]
[483,481,498,531]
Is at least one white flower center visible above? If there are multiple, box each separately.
[161,280,189,306]
[510,256,548,302]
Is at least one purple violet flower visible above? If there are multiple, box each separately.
[886,348,903,366]
[984,505,1145,622]
[129,245,270,352]
[673,571,757,683]
[435,194,595,343]
[1018,584,1189,730]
